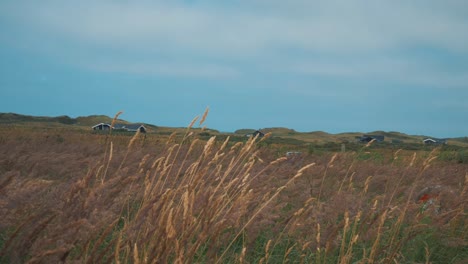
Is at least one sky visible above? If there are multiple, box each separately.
[1,1,467,138]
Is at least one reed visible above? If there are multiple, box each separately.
[0,114,466,263]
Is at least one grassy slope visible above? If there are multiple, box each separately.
[1,112,467,147]
[0,126,466,263]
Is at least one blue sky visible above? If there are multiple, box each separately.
[1,1,467,137]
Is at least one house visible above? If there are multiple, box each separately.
[253,130,265,138]
[423,138,446,145]
[113,124,147,133]
[245,130,265,138]
[357,134,385,143]
[92,123,112,131]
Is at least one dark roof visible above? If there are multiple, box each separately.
[253,130,265,137]
[358,134,384,142]
[92,123,111,128]
[113,124,146,132]
[423,138,446,144]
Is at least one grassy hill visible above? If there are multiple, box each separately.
[232,126,438,145]
[74,115,127,126]
[0,113,141,128]
[0,113,78,125]
[0,116,467,263]
[1,112,466,147]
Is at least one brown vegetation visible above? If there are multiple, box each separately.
[0,120,466,263]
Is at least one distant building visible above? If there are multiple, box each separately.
[92,123,111,131]
[92,123,147,133]
[252,130,265,137]
[357,134,385,143]
[252,130,265,138]
[113,124,147,133]
[423,138,446,145]
[246,130,265,138]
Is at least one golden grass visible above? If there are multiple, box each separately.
[0,116,466,263]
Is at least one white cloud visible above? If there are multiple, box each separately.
[5,1,468,54]
[87,60,240,79]
[1,0,468,82]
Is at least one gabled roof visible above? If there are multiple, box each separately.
[112,124,127,129]
[113,123,146,132]
[423,138,446,144]
[92,123,111,128]
[253,130,265,137]
[358,134,384,142]
[126,124,146,131]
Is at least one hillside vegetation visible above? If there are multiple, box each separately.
[0,114,466,263]
[2,112,466,147]
[0,113,127,126]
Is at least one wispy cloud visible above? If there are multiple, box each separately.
[87,61,240,79]
[1,0,467,84]
[282,56,468,88]
[7,1,468,53]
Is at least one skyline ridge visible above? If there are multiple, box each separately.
[1,111,464,139]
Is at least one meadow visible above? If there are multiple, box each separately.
[0,116,466,263]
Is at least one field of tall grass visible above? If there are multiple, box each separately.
[0,114,466,263]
